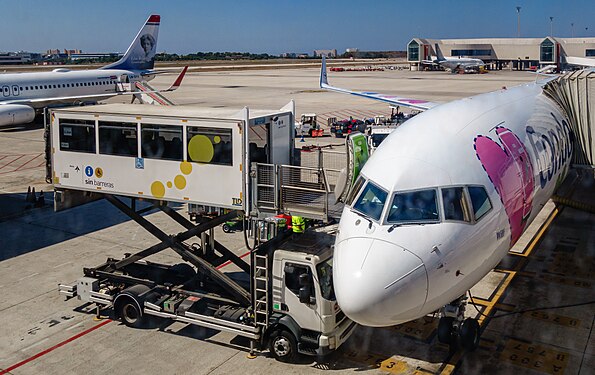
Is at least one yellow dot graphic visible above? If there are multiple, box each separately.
[166,181,172,188]
[174,175,186,190]
[188,135,214,163]
[213,135,221,144]
[151,181,165,198]
[180,161,192,175]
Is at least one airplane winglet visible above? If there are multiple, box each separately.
[320,56,329,88]
[165,66,188,91]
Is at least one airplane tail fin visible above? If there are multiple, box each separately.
[320,56,329,88]
[102,15,160,71]
[434,43,445,61]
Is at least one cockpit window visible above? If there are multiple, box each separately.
[442,187,471,222]
[346,176,366,206]
[386,189,439,223]
[352,181,387,221]
[468,186,492,221]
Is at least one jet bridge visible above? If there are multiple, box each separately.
[544,69,595,168]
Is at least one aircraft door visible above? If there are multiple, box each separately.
[2,85,9,97]
[248,121,270,165]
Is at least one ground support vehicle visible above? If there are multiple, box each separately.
[51,102,355,362]
[59,198,355,362]
[330,119,366,138]
[295,114,323,137]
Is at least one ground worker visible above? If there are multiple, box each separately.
[291,215,305,234]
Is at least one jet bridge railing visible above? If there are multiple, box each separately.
[251,163,344,222]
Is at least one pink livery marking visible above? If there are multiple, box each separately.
[474,126,534,245]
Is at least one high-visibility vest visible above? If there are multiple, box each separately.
[291,215,305,233]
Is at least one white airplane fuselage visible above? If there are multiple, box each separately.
[0,69,145,109]
[438,57,484,71]
[333,81,573,326]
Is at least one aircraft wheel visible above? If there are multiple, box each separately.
[460,318,480,351]
[437,317,455,344]
[269,329,297,363]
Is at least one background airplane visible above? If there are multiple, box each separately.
[0,14,186,127]
[320,57,580,350]
[423,43,485,73]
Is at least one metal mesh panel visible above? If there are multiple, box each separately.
[298,148,346,170]
[279,165,328,219]
[256,164,276,210]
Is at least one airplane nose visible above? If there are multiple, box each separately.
[333,237,428,326]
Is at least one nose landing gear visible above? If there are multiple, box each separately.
[437,295,481,351]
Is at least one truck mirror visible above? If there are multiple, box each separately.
[299,286,311,304]
[299,273,312,286]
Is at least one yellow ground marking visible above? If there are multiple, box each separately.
[500,338,569,374]
[440,207,561,374]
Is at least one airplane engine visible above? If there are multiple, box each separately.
[0,104,36,126]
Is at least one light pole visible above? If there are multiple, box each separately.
[516,6,522,37]
[550,17,554,36]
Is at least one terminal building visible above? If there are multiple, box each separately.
[407,37,595,70]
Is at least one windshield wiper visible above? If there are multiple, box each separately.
[387,223,401,233]
[352,209,374,229]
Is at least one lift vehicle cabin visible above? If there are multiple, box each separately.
[51,102,355,362]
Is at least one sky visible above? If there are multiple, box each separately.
[0,0,593,55]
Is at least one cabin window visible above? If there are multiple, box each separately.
[141,124,183,161]
[353,181,388,221]
[386,189,439,224]
[468,186,492,221]
[284,263,312,297]
[59,119,96,154]
[441,187,471,222]
[186,127,233,166]
[98,121,138,157]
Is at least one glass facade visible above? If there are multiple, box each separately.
[586,49,595,57]
[540,39,555,62]
[408,40,420,61]
[451,49,491,57]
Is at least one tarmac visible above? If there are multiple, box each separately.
[0,65,593,374]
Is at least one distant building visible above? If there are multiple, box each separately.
[313,49,337,58]
[280,52,297,58]
[69,52,122,61]
[407,37,595,70]
[345,48,359,54]
[0,52,40,65]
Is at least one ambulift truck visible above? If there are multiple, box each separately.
[52,102,355,362]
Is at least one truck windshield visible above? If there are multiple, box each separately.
[316,258,335,301]
[386,189,439,224]
[352,181,388,221]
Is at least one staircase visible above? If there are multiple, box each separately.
[134,81,176,106]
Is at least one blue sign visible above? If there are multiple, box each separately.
[254,117,265,125]
[85,166,93,177]
[135,157,144,169]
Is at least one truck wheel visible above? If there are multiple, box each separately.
[114,284,149,328]
[120,300,143,328]
[269,329,297,362]
[222,223,231,233]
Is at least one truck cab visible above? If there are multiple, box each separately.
[267,226,353,360]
